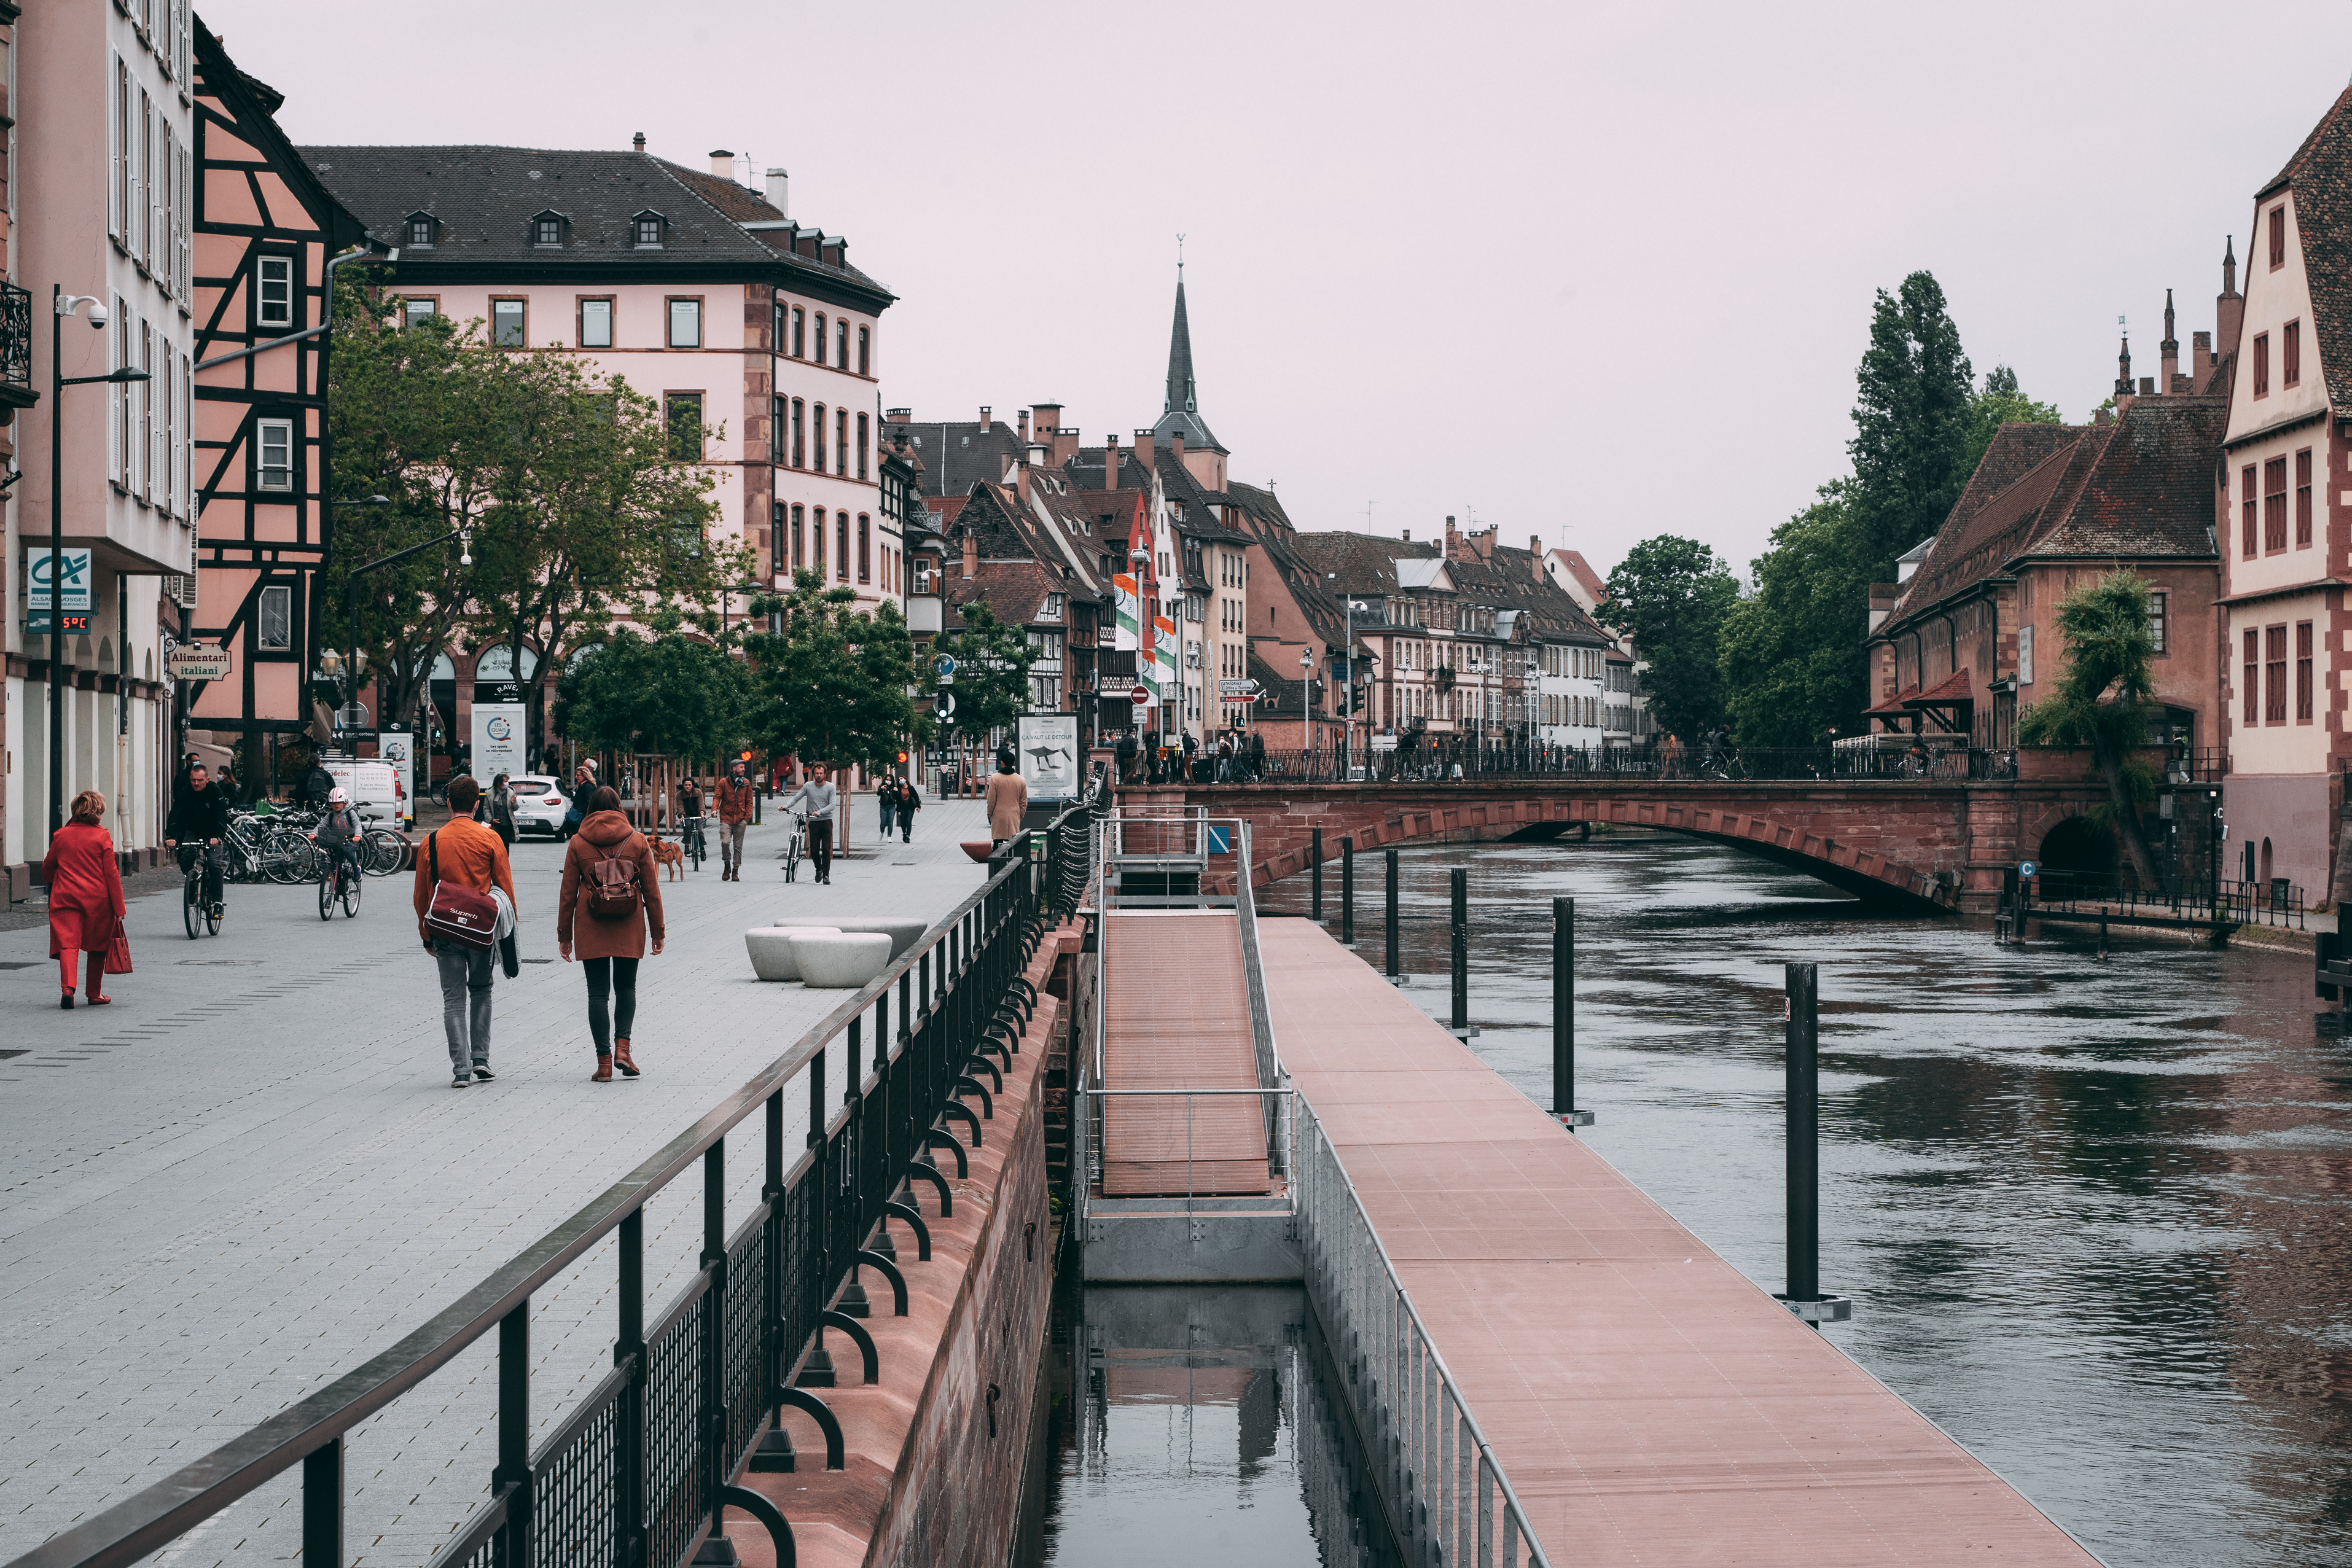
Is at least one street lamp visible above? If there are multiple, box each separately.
[1299,647,1317,778]
[49,288,148,840]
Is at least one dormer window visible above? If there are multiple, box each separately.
[632,211,666,249]
[529,211,568,248]
[405,213,437,249]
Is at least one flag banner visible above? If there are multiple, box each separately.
[1114,572,1140,651]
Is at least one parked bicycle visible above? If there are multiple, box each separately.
[360,825,408,876]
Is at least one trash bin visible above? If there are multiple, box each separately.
[2272,876,2292,912]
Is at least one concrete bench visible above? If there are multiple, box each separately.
[790,931,894,989]
[816,916,930,959]
[744,926,842,982]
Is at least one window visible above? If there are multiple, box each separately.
[256,256,293,329]
[491,298,526,348]
[665,393,703,462]
[2286,320,2302,388]
[791,307,804,357]
[533,216,563,248]
[407,215,435,248]
[2245,628,2260,724]
[791,505,805,571]
[837,511,850,579]
[2149,590,2168,654]
[2267,456,2289,552]
[2299,622,2315,724]
[835,318,849,368]
[2242,465,2259,557]
[2018,622,2034,686]
[813,404,826,471]
[812,508,827,576]
[576,297,612,349]
[404,297,438,331]
[791,399,805,467]
[257,585,293,652]
[858,513,870,583]
[835,408,848,476]
[2254,333,2270,397]
[668,298,701,348]
[634,213,664,248]
[856,413,868,480]
[813,314,826,362]
[2267,625,2288,723]
[249,416,293,493]
[2271,205,2287,270]
[2299,448,2315,547]
[858,326,870,375]
[772,396,786,464]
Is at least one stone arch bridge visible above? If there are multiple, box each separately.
[1126,776,2116,914]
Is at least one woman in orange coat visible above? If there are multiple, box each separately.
[45,790,128,1009]
[558,786,665,1082]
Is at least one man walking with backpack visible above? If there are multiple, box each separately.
[412,776,515,1087]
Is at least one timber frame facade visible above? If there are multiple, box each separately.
[186,21,361,770]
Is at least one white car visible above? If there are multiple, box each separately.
[509,776,571,837]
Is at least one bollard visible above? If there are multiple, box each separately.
[2098,911,2109,961]
[1447,867,1475,1038]
[1311,826,1323,922]
[1776,962,1850,1328]
[1553,897,1592,1128]
[1340,836,1355,944]
[1385,849,1400,982]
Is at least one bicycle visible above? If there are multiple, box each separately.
[318,841,363,921]
[782,813,806,883]
[361,825,408,876]
[683,813,707,872]
[176,843,222,939]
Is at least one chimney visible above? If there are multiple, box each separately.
[961,526,978,579]
[886,406,911,423]
[1103,430,1120,488]
[979,405,991,432]
[1531,537,1546,583]
[1170,430,1186,462]
[1016,456,1033,504]
[2192,329,2213,384]
[709,148,736,178]
[2139,376,2155,396]
[632,131,646,153]
[1017,410,1029,443]
[2160,289,2179,393]
[1401,528,1411,542]
[2218,235,2245,356]
[1445,515,1460,558]
[765,167,789,217]
[1135,427,1155,472]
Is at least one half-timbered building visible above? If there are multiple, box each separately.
[184,20,361,792]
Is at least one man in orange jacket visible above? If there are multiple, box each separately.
[413,776,516,1086]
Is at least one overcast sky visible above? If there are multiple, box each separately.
[205,0,2352,582]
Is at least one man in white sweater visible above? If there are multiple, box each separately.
[780,765,838,884]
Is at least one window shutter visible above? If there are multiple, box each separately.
[109,58,122,240]
[149,107,165,278]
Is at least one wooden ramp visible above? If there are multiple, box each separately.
[1260,918,2104,1567]
[1100,910,1270,1196]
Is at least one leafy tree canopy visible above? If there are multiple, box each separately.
[1719,482,1872,747]
[741,569,926,771]
[2017,570,2162,885]
[927,599,1037,744]
[1601,535,1738,742]
[1848,270,1975,583]
[556,629,752,762]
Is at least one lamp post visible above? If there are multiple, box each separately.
[1299,647,1316,780]
[49,287,149,841]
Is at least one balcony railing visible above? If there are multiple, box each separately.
[0,279,35,407]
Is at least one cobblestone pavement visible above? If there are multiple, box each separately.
[0,802,994,1566]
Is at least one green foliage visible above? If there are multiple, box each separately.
[1719,483,1872,746]
[1959,365,2065,484]
[741,569,925,770]
[927,599,1037,742]
[1848,271,1976,583]
[2016,571,2162,882]
[1601,535,1738,741]
[556,632,752,760]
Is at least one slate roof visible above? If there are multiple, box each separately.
[2257,86,2352,404]
[1152,275,1225,452]
[296,144,893,303]
[1887,422,2085,617]
[891,421,1027,499]
[945,560,1071,630]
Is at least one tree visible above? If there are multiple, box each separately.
[741,569,925,771]
[1601,536,1738,742]
[1719,483,1872,747]
[928,599,1037,748]
[1848,271,1975,582]
[2016,570,2163,887]
[556,629,752,761]
[1959,365,2065,483]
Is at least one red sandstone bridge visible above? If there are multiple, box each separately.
[1126,766,2118,914]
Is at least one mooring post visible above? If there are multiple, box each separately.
[1311,826,1324,922]
[1448,867,1474,1037]
[1340,835,1356,944]
[1385,848,1401,982]
[2098,912,2109,961]
[1553,897,1592,1128]
[1776,962,1848,1328]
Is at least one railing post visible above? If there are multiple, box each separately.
[1311,825,1324,921]
[302,1437,342,1568]
[1784,963,1822,1319]
[1385,848,1400,981]
[1449,867,1470,1037]
[754,1091,793,1469]
[695,1139,732,1564]
[494,1301,531,1568]
[1552,897,1589,1128]
[616,1206,648,1568]
[1340,835,1355,944]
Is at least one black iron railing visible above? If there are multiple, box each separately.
[0,279,32,402]
[2024,868,2305,930]
[1143,743,2012,786]
[7,806,1095,1568]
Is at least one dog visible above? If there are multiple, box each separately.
[650,834,686,881]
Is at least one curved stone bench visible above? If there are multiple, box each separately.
[745,926,842,982]
[790,931,894,989]
[820,916,930,959]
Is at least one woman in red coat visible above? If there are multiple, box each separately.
[45,790,127,1009]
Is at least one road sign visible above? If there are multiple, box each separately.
[165,642,232,682]
[1129,685,1151,704]
[1216,679,1259,695]
[934,654,956,679]
[2018,860,2037,878]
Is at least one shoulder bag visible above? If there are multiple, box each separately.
[424,832,499,949]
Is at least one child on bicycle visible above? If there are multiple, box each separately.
[317,787,364,887]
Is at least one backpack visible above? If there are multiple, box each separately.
[585,843,642,921]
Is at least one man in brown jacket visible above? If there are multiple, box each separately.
[412,776,517,1086]
[715,759,756,881]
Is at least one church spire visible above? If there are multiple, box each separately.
[1165,238,1197,415]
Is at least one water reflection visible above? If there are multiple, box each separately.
[1020,1282,1400,1568]
[1259,833,2352,1568]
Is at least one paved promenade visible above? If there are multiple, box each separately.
[0,801,990,1567]
[1259,918,2104,1567]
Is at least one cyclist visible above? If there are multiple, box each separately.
[165,762,234,914]
[316,786,364,897]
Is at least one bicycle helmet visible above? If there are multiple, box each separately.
[327,786,349,806]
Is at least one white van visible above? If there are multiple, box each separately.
[323,759,401,823]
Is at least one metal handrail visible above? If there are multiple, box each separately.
[1297,1094,1551,1566]
[1232,819,1287,1169]
[7,821,1066,1568]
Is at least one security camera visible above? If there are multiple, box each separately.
[86,302,109,328]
